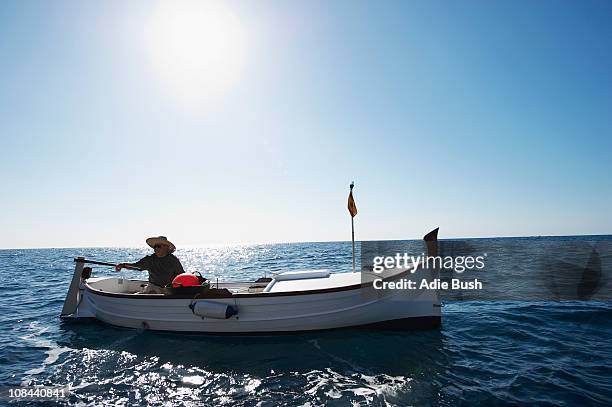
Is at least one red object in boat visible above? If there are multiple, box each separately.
[172,273,200,288]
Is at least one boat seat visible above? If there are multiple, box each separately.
[271,270,330,281]
[263,270,330,292]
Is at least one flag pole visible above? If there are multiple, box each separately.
[348,181,357,273]
[351,214,355,273]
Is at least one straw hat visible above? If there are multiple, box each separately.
[146,236,176,253]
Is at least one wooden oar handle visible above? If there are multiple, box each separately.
[74,257,144,271]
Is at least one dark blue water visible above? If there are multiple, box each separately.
[1,238,611,406]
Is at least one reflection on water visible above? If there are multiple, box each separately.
[47,319,447,405]
[61,319,447,377]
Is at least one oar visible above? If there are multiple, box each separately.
[73,258,144,271]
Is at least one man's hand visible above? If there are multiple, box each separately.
[115,263,124,272]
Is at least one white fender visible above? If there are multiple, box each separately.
[190,301,237,319]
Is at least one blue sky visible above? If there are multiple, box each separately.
[1,0,611,248]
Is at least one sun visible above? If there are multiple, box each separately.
[146,0,247,105]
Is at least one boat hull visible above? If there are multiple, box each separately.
[74,277,440,333]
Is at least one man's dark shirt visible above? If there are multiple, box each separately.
[133,254,185,287]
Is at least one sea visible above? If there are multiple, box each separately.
[0,236,611,406]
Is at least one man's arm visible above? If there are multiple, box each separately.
[115,257,149,272]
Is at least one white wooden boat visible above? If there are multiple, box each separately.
[61,230,442,334]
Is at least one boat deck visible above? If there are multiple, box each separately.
[85,270,369,297]
[83,268,413,299]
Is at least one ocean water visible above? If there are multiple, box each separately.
[0,237,611,406]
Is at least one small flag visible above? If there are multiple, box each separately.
[348,182,357,217]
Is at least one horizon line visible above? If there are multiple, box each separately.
[1,232,610,251]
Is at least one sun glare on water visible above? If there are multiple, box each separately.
[146,0,247,106]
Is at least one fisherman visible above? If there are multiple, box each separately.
[115,236,185,294]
